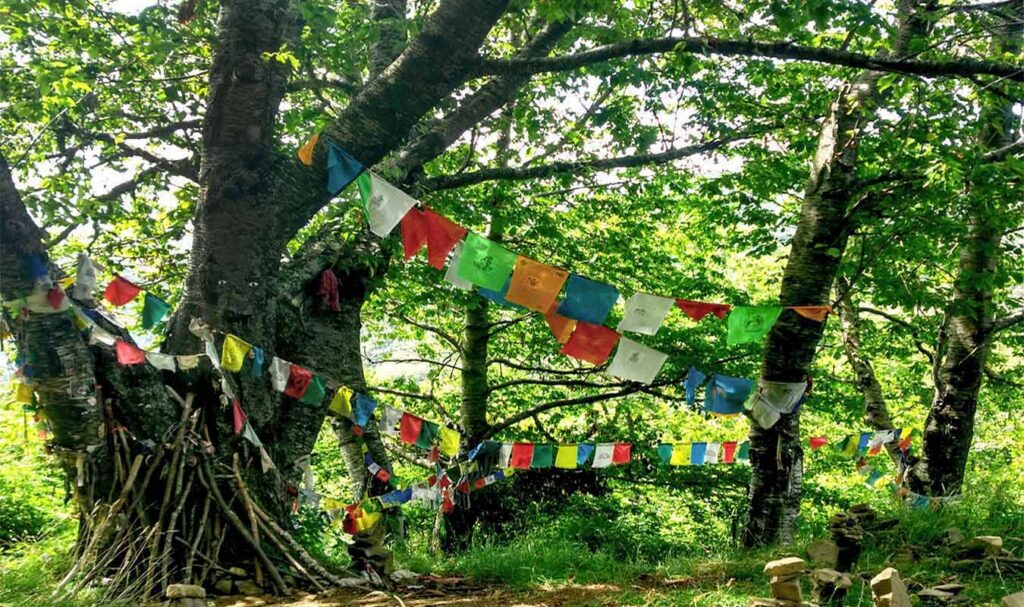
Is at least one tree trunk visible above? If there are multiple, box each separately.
[742,0,931,547]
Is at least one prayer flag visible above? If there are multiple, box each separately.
[177,354,201,370]
[618,292,674,335]
[296,132,319,166]
[675,299,731,321]
[477,277,524,309]
[690,442,707,465]
[14,383,33,405]
[544,302,577,344]
[146,352,176,372]
[510,442,534,469]
[684,366,706,408]
[606,337,667,384]
[561,322,620,365]
[415,419,439,450]
[737,441,750,461]
[790,305,832,322]
[857,432,871,452]
[73,254,97,300]
[400,207,428,260]
[727,306,783,345]
[328,386,353,417]
[721,441,738,463]
[746,379,807,429]
[531,444,554,469]
[104,276,142,306]
[232,399,247,435]
[270,357,291,391]
[399,413,422,444]
[809,436,829,450]
[657,443,673,464]
[47,286,64,310]
[424,208,468,270]
[299,375,327,405]
[577,443,595,466]
[704,442,720,464]
[326,143,364,195]
[592,443,615,468]
[115,340,146,365]
[382,406,403,434]
[284,364,314,399]
[557,274,619,325]
[356,171,419,237]
[704,374,753,416]
[444,242,473,290]
[670,443,690,466]
[555,445,578,469]
[438,426,461,457]
[498,443,514,468]
[505,257,568,313]
[220,334,251,373]
[455,233,517,291]
[250,346,264,377]
[612,443,631,465]
[141,293,170,329]
[353,394,377,428]
[838,436,859,456]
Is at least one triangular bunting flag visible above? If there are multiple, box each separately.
[423,208,468,270]
[104,276,142,306]
[356,171,419,237]
[400,207,428,260]
[297,133,319,166]
[115,339,146,365]
[791,305,832,322]
[141,293,170,329]
[326,143,364,195]
[675,299,730,321]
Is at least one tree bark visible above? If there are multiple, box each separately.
[742,0,931,547]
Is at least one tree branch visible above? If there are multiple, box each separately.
[857,306,935,362]
[991,308,1024,333]
[487,377,624,395]
[393,311,463,351]
[473,35,1024,83]
[484,385,641,438]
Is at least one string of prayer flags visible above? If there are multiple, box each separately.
[676,299,731,321]
[727,306,783,345]
[297,132,319,166]
[791,305,832,322]
[618,292,674,335]
[423,208,468,270]
[456,233,517,291]
[544,303,576,344]
[104,276,142,306]
[606,337,668,384]
[592,442,631,468]
[658,441,751,466]
[444,242,473,290]
[557,274,619,325]
[505,257,568,313]
[400,208,428,260]
[140,293,170,329]
[745,379,808,429]
[561,321,620,365]
[220,334,252,373]
[326,142,364,195]
[356,171,419,237]
[704,374,753,416]
[115,339,146,365]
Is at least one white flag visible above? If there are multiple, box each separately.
[146,352,176,372]
[606,337,668,385]
[498,443,514,468]
[704,442,720,464]
[617,292,674,335]
[73,254,98,300]
[592,443,615,468]
[269,357,291,392]
[382,406,403,435]
[177,354,201,370]
[358,172,419,237]
[444,241,473,290]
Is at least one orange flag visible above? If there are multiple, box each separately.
[297,133,319,166]
[423,208,468,270]
[544,302,577,344]
[505,257,569,313]
[790,306,832,322]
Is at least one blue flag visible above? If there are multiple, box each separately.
[326,143,364,195]
[704,374,753,416]
[477,277,525,309]
[556,274,619,325]
[381,487,412,505]
[250,346,265,377]
[353,393,377,427]
[690,442,707,465]
[577,443,595,466]
[685,366,706,408]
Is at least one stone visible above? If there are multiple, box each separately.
[390,568,418,582]
[944,528,965,545]
[213,578,233,594]
[177,599,207,607]
[765,557,807,576]
[166,584,206,599]
[967,536,1003,557]
[227,566,247,577]
[771,577,803,603]
[918,588,956,603]
[933,584,965,594]
[811,568,852,606]
[1002,592,1024,607]
[235,579,262,595]
[890,547,918,565]
[808,540,840,567]
[870,568,911,607]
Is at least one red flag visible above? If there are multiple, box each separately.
[510,442,534,469]
[399,413,423,444]
[455,481,470,495]
[114,339,146,365]
[317,269,340,312]
[473,477,487,490]
[284,364,313,399]
[424,208,468,270]
[375,468,391,483]
[560,322,620,365]
[104,276,142,306]
[612,443,631,465]
[898,435,912,451]
[47,286,65,309]
[809,436,829,450]
[675,299,731,321]
[232,399,247,435]
[400,207,428,260]
[721,441,738,463]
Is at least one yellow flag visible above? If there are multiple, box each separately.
[220,334,251,373]
[297,133,319,166]
[328,386,353,417]
[355,510,382,532]
[59,276,75,288]
[555,444,578,469]
[670,443,691,466]
[14,383,34,405]
[438,426,461,457]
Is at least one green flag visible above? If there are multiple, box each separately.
[736,441,751,461]
[415,420,439,450]
[455,233,516,291]
[298,375,327,406]
[726,306,782,345]
[531,444,554,469]
[141,293,170,330]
